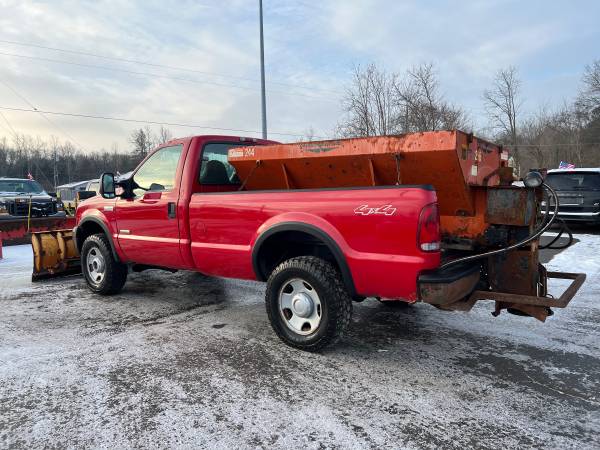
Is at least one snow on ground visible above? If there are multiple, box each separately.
[0,244,33,289]
[0,234,599,449]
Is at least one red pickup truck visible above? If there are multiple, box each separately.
[74,135,442,350]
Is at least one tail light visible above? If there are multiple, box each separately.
[417,203,440,252]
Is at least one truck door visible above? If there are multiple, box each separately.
[115,144,185,268]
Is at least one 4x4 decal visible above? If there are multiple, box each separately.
[354,204,397,216]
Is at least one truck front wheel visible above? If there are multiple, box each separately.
[81,234,128,295]
[265,256,352,351]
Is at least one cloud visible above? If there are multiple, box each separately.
[0,0,598,150]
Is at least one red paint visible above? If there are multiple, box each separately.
[76,135,441,300]
[0,217,76,242]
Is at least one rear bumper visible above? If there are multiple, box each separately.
[543,210,600,223]
[418,261,586,321]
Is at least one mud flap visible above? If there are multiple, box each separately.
[418,263,482,306]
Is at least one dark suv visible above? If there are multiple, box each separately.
[544,169,600,224]
[0,178,66,220]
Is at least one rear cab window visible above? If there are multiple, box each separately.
[546,172,600,190]
[198,142,253,186]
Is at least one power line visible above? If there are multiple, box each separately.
[0,79,87,150]
[0,110,17,137]
[0,108,56,187]
[0,38,343,95]
[0,51,338,102]
[0,105,330,139]
[1,107,598,145]
[0,50,341,102]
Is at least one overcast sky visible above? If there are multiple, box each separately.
[0,0,598,152]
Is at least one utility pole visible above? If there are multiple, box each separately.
[259,0,267,139]
[53,148,58,189]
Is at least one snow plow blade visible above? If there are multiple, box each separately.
[31,230,81,281]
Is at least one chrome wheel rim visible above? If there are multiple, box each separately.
[278,278,322,335]
[86,247,105,286]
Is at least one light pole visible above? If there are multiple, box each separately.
[259,0,267,139]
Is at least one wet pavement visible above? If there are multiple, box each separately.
[0,231,599,449]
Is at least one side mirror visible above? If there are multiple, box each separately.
[100,172,116,199]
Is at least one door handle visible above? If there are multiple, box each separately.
[168,202,176,218]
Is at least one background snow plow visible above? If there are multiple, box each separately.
[0,216,79,280]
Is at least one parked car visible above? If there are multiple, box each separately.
[544,168,600,224]
[57,179,99,212]
[0,177,66,219]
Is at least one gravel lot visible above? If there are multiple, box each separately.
[1,231,599,449]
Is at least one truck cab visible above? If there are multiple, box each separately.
[74,135,440,350]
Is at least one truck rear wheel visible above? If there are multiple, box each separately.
[81,234,128,295]
[265,256,352,351]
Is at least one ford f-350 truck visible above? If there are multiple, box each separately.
[69,132,585,351]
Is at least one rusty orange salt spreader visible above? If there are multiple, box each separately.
[229,130,585,320]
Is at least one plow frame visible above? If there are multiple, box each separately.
[469,271,586,308]
[437,271,586,320]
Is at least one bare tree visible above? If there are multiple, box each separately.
[301,126,317,142]
[129,126,154,159]
[337,63,467,138]
[156,126,173,145]
[483,66,522,166]
[337,64,398,137]
[575,59,600,118]
[394,63,468,132]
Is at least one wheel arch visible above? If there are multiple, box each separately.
[75,216,120,262]
[252,222,356,297]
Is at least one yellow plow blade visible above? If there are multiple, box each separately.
[31,230,81,281]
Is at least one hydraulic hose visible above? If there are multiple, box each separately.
[439,182,560,271]
[539,217,573,250]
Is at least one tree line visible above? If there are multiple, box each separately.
[0,126,171,190]
[337,60,600,173]
[1,61,598,188]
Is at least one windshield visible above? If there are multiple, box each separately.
[0,179,46,194]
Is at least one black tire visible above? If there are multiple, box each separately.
[81,233,128,295]
[265,256,352,351]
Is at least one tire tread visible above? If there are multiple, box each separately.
[82,233,127,295]
[265,256,352,351]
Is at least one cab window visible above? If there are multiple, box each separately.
[199,143,248,185]
[133,145,183,197]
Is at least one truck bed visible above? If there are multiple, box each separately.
[186,185,440,300]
